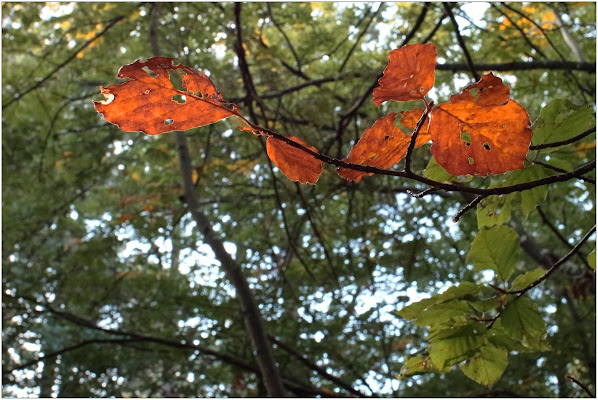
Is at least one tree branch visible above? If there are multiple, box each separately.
[3,14,127,110]
[567,375,595,398]
[530,126,596,150]
[338,4,384,73]
[266,4,302,70]
[175,132,286,397]
[508,224,596,296]
[443,3,480,81]
[269,335,366,397]
[149,4,286,396]
[436,60,596,73]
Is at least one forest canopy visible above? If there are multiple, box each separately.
[2,2,596,397]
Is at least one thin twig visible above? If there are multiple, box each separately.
[269,335,365,397]
[407,187,439,198]
[267,4,302,70]
[423,12,447,43]
[453,195,484,223]
[566,375,595,398]
[508,225,596,296]
[489,4,548,59]
[530,159,595,185]
[443,3,480,81]
[3,14,126,110]
[537,207,592,270]
[338,4,384,73]
[529,126,595,150]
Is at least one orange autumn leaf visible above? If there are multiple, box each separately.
[266,136,322,184]
[372,43,436,106]
[94,57,237,136]
[429,73,532,177]
[398,108,431,140]
[338,113,428,182]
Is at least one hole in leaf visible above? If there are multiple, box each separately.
[369,154,378,160]
[172,94,187,104]
[169,70,185,91]
[143,89,151,95]
[469,88,478,96]
[384,135,390,141]
[142,66,158,78]
[164,119,174,126]
[468,157,474,164]
[483,142,491,150]
[100,93,115,105]
[460,131,471,146]
[419,87,425,91]
[502,124,507,128]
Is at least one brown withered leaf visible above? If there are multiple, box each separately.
[266,136,322,184]
[429,73,532,176]
[373,43,437,106]
[94,57,236,135]
[338,113,429,182]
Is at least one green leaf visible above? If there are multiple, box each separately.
[499,166,550,218]
[531,99,595,150]
[511,268,545,291]
[398,355,434,378]
[459,344,508,387]
[500,296,549,350]
[468,297,500,313]
[467,226,520,281]
[487,330,530,352]
[477,194,513,228]
[436,281,481,302]
[398,282,480,321]
[424,156,454,183]
[413,300,471,327]
[397,297,439,321]
[429,325,487,369]
[588,248,596,271]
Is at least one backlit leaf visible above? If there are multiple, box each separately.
[398,282,480,321]
[588,248,596,271]
[266,136,322,184]
[459,344,508,387]
[500,297,547,349]
[467,225,519,281]
[476,194,514,228]
[499,166,550,218]
[94,57,236,135]
[398,356,434,378]
[372,43,436,106]
[413,300,471,327]
[398,108,430,138]
[423,156,454,183]
[429,73,532,176]
[531,99,595,149]
[429,324,487,369]
[338,113,428,182]
[511,268,545,291]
